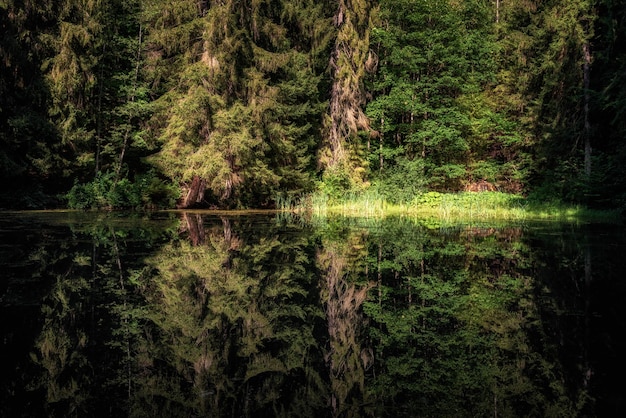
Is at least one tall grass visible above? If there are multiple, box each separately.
[295,190,620,222]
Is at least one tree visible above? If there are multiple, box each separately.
[144,0,333,208]
[494,0,597,201]
[45,0,170,209]
[320,0,375,188]
[366,0,515,193]
[45,0,105,176]
[0,0,59,207]
[587,0,626,207]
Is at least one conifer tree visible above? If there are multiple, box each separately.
[44,1,146,176]
[145,0,332,208]
[591,0,626,206]
[0,0,58,206]
[46,0,104,173]
[6,0,626,208]
[495,0,596,201]
[535,0,595,200]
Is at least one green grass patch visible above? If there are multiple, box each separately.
[294,190,620,222]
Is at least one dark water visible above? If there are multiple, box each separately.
[1,211,625,417]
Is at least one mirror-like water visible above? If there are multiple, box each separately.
[1,211,624,417]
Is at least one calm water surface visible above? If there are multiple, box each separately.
[1,211,625,417]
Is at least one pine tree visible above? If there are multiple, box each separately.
[495,0,597,201]
[46,0,104,173]
[587,0,626,207]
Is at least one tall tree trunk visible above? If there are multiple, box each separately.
[115,24,143,183]
[379,116,384,173]
[496,0,500,24]
[583,40,592,178]
[95,42,106,176]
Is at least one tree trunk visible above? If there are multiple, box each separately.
[183,212,205,245]
[379,116,384,173]
[583,41,592,178]
[496,0,500,24]
[180,175,206,208]
[115,25,143,183]
[326,0,371,169]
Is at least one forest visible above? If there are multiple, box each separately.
[2,0,626,211]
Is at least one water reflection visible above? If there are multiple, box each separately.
[136,214,326,417]
[0,212,624,417]
[318,229,374,417]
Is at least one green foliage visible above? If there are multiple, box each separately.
[365,0,514,192]
[318,168,354,202]
[67,172,135,209]
[144,0,331,208]
[493,0,598,201]
[3,0,626,210]
[67,171,178,209]
[372,157,426,204]
[0,1,66,205]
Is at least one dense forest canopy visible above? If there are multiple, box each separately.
[1,0,625,210]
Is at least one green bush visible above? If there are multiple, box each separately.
[374,157,427,204]
[67,173,111,209]
[319,168,353,202]
[137,172,180,209]
[67,171,179,210]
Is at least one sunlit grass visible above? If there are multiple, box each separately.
[293,190,621,222]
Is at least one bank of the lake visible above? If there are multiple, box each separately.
[295,191,622,222]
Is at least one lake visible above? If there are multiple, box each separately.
[1,211,625,417]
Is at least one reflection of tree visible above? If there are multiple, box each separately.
[8,213,177,417]
[0,218,80,416]
[361,220,584,417]
[0,214,163,416]
[3,213,617,416]
[531,223,626,416]
[181,212,206,245]
[317,231,374,417]
[136,215,327,417]
[33,263,91,416]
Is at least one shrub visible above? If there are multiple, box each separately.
[319,168,353,202]
[67,171,178,210]
[374,157,427,204]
